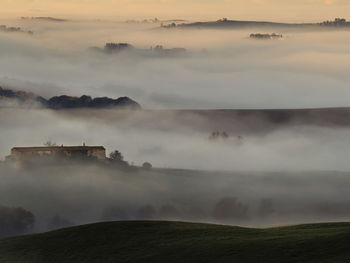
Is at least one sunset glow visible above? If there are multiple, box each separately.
[1,0,350,21]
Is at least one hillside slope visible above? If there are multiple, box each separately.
[1,221,350,263]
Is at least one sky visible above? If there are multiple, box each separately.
[1,0,350,21]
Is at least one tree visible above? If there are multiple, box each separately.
[109,150,124,162]
[43,140,57,146]
[0,205,35,238]
[221,132,229,139]
[212,197,249,221]
[142,162,152,170]
[109,150,129,167]
[209,131,229,140]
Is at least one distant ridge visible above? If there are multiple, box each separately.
[0,87,141,110]
[21,17,68,22]
[162,17,350,29]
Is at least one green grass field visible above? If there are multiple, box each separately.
[1,221,350,263]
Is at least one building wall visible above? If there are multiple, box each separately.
[9,147,106,166]
[89,149,106,160]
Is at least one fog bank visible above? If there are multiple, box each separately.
[1,19,350,109]
[1,108,350,171]
[1,164,350,236]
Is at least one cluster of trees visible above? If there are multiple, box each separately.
[217,18,229,22]
[104,43,134,53]
[126,18,160,24]
[209,132,244,145]
[0,205,35,238]
[0,204,78,235]
[109,150,152,170]
[0,25,21,32]
[250,33,283,40]
[97,42,186,57]
[0,86,141,110]
[212,197,249,220]
[0,205,78,236]
[43,140,57,146]
[152,45,186,56]
[212,197,274,221]
[0,25,33,35]
[99,197,275,223]
[209,131,229,140]
[321,18,348,26]
[109,150,129,166]
[161,22,177,28]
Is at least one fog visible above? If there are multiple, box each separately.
[1,18,350,234]
[1,107,350,233]
[2,163,350,236]
[2,108,350,171]
[1,18,350,108]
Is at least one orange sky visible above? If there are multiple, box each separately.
[1,0,350,21]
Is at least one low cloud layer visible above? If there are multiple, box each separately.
[1,108,350,171]
[0,20,350,109]
[1,164,350,236]
[1,18,350,235]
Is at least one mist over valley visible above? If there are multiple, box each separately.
[1,14,350,241]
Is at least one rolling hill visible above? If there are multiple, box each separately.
[1,221,350,263]
[172,18,350,30]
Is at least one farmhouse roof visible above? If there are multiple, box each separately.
[12,146,105,152]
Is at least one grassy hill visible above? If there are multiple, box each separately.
[1,221,350,263]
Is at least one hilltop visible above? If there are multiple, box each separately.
[1,221,350,263]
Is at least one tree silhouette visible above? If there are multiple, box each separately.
[0,205,35,238]
[142,162,152,170]
[109,150,124,162]
[43,140,57,146]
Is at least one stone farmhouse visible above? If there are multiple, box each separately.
[6,145,106,166]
